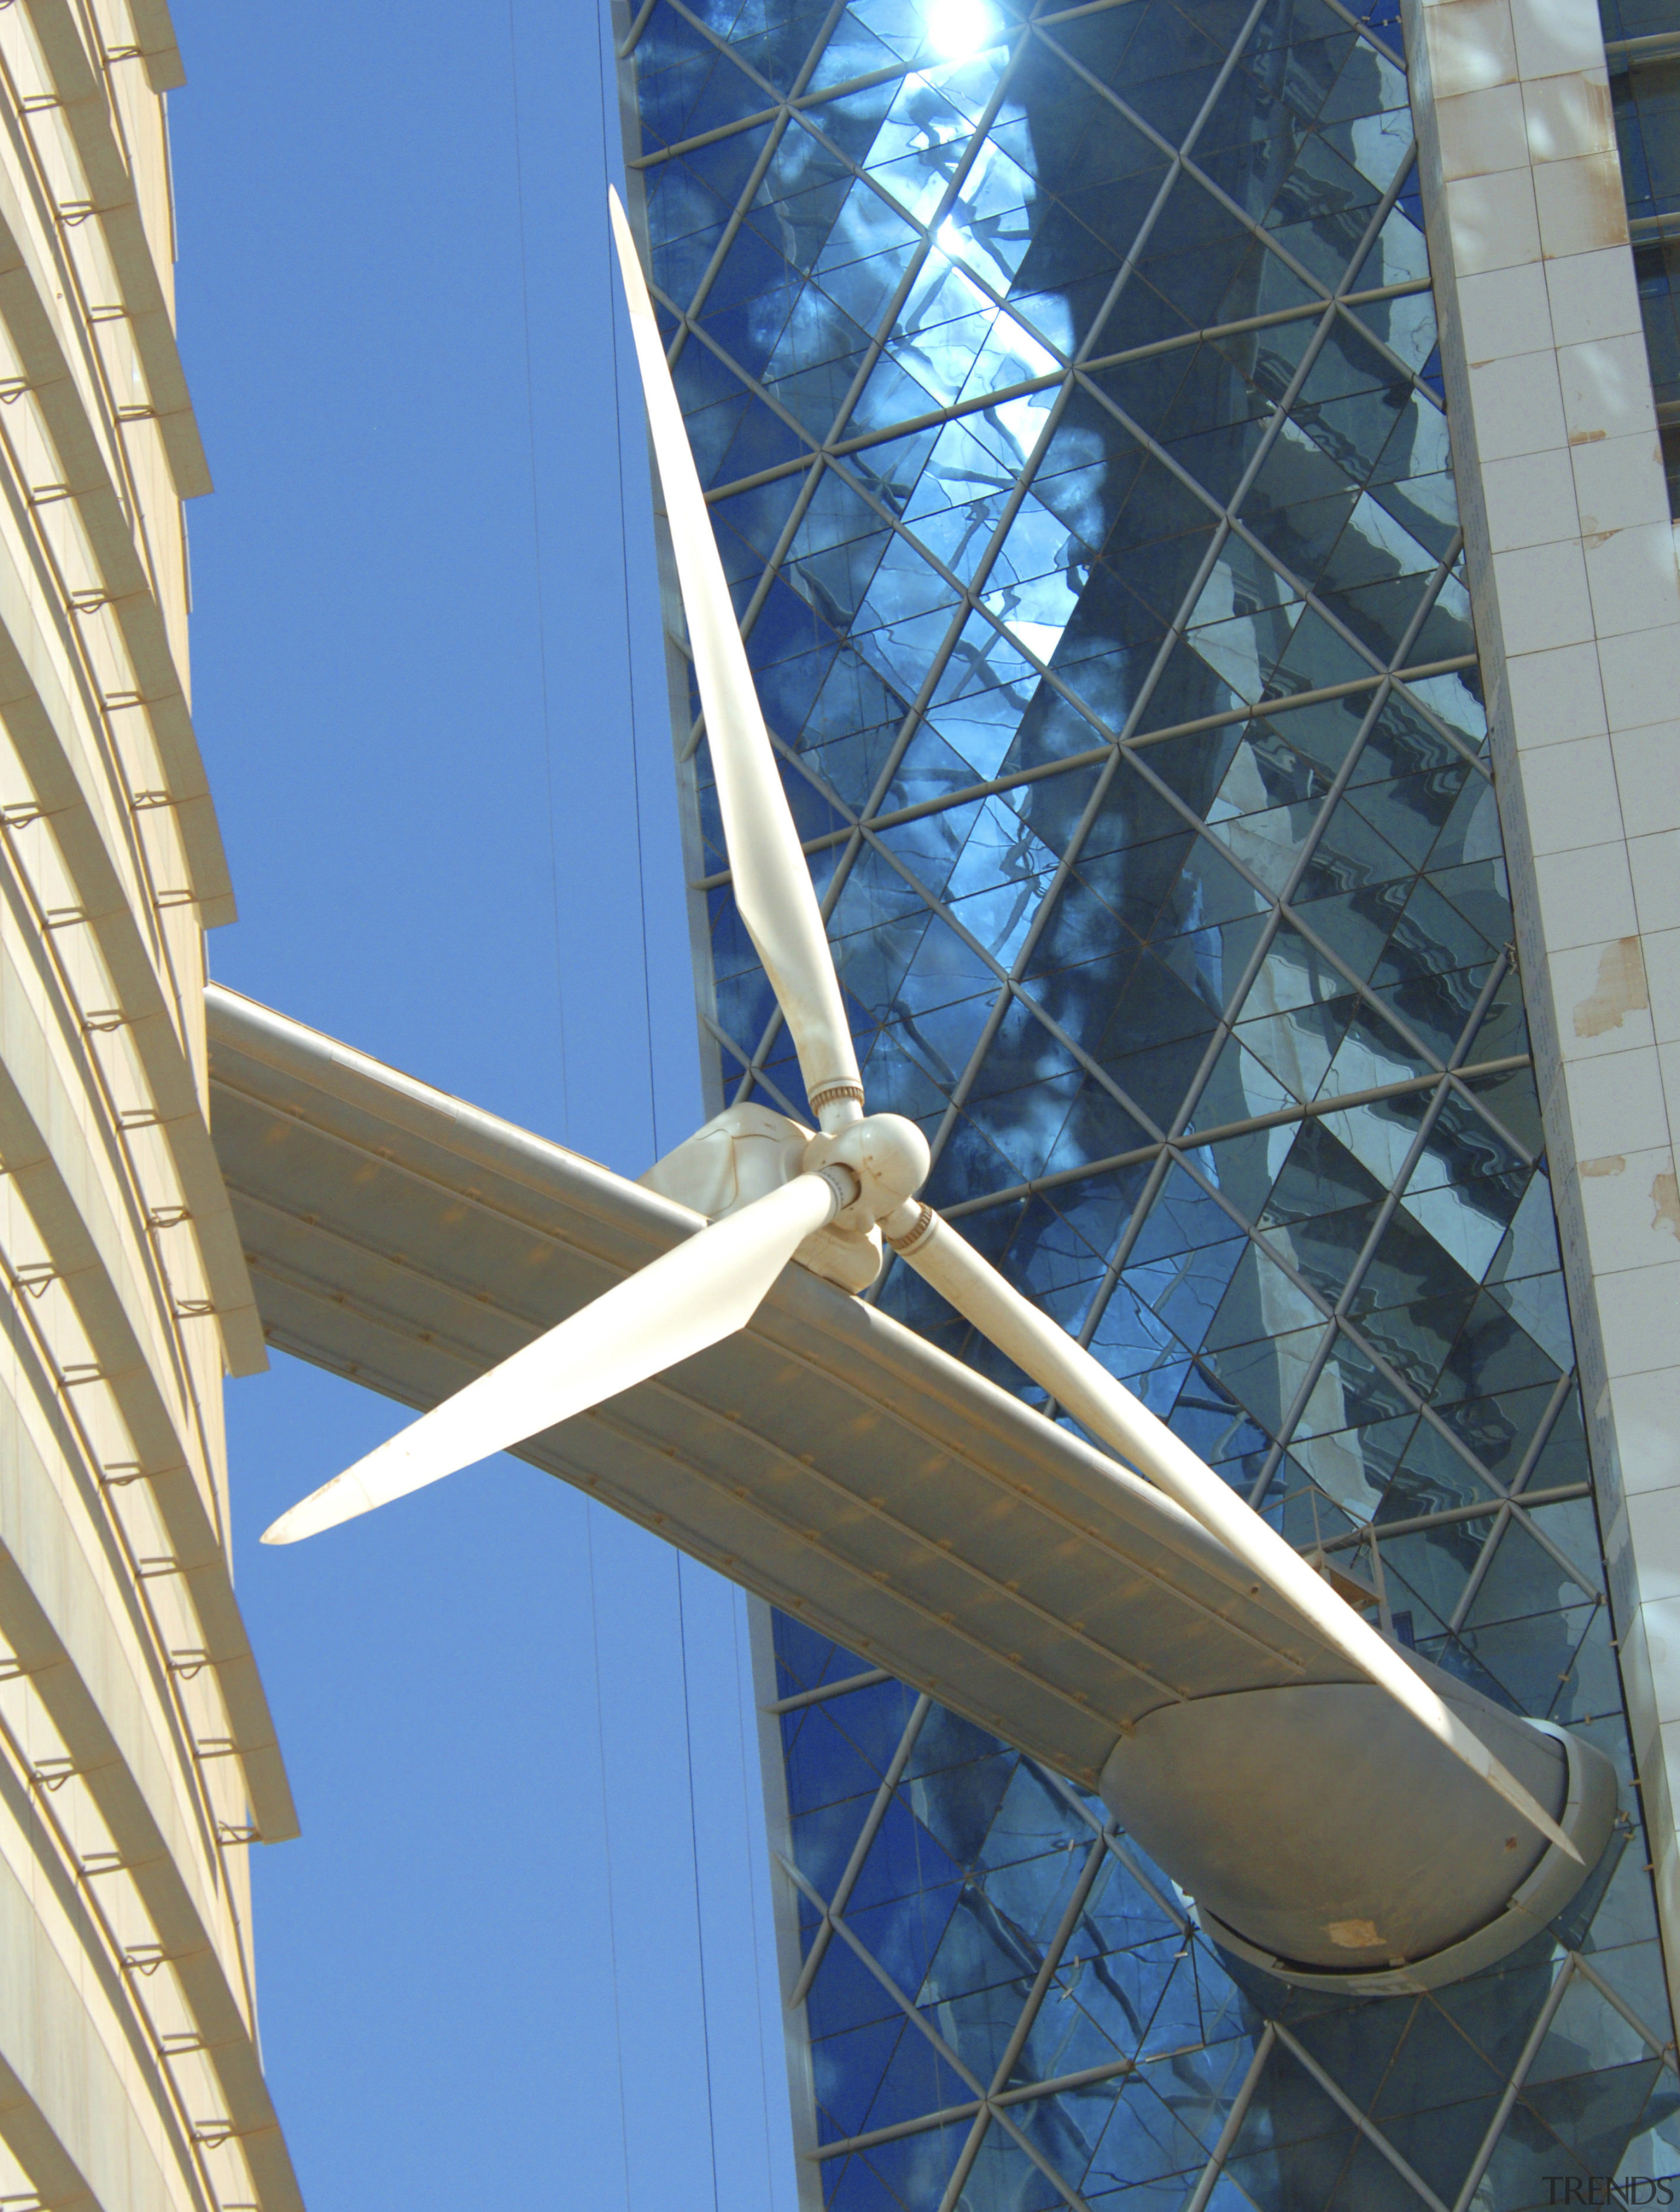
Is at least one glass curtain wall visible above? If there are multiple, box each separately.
[618,0,1680,2201]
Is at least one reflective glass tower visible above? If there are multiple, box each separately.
[618,0,1680,2200]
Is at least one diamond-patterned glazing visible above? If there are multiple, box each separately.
[620,0,1680,2201]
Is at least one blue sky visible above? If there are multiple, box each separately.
[169,7,798,2202]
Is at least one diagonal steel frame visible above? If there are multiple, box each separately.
[776,1846,1101,2212]
[789,1689,932,2007]
[933,1833,1111,2209]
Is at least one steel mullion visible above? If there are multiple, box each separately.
[631,0,1152,171]
[1443,1359,1603,1612]
[688,650,1477,884]
[1240,946,1508,1505]
[628,0,1160,171]
[835,742,1519,1213]
[1448,1957,1578,2212]
[765,1665,892,1713]
[667,109,799,375]
[1120,524,1470,1303]
[812,2095,985,2161]
[830,759,1531,1480]
[917,156,1404,1114]
[1507,1372,1578,1501]
[698,276,1435,505]
[616,0,660,60]
[810,27,1040,461]
[1271,2020,1451,2212]
[700,1006,806,1119]
[1243,1077,1458,1507]
[1314,1482,1590,1553]
[1316,0,1407,71]
[679,453,836,763]
[1568,1949,1680,2073]
[933,1056,1530,1216]
[665,0,850,369]
[1066,354,1454,735]
[747,0,1280,862]
[1046,1101,1553,1510]
[1032,1769,1192,1929]
[831,782,1536,1469]
[1037,22,1434,399]
[1181,2024,1276,2212]
[776,1850,1101,2212]
[934,1832,1110,2211]
[788,1690,931,2005]
[667,286,1458,900]
[903,261,1455,1236]
[811,2051,1143,2160]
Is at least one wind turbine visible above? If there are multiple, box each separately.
[261,188,1574,1868]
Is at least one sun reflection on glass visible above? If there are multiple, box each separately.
[925,0,998,60]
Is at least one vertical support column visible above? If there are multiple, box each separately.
[746,1602,825,2212]
[1404,0,1680,2016]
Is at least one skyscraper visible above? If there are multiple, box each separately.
[0,7,299,2208]
[614,0,1680,2200]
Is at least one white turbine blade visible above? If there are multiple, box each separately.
[262,1172,843,1546]
[892,1209,1578,1860]
[608,188,862,1125]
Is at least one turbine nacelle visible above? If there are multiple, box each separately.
[637,1102,929,1295]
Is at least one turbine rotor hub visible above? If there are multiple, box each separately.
[802,1113,931,1234]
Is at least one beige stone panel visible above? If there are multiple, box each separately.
[1645,927,1680,1043]
[1424,0,1521,93]
[1613,1367,1680,1494]
[1583,519,1680,639]
[1630,829,1680,935]
[1522,66,1616,162]
[1598,619,1680,728]
[1442,161,1542,272]
[1572,431,1671,533]
[1611,725,1680,833]
[1558,329,1661,442]
[1620,1608,1662,1774]
[1549,935,1656,1058]
[1436,81,1529,176]
[1457,256,1557,359]
[1507,0,1609,77]
[1562,1035,1670,1154]
[1534,148,1630,259]
[1490,536,1596,649]
[1595,1252,1680,1375]
[1545,241,1645,344]
[1466,346,1570,458]
[1504,637,1609,742]
[1481,444,1582,548]
[0,1377,227,1902]
[1517,732,1626,855]
[1574,1144,1680,1274]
